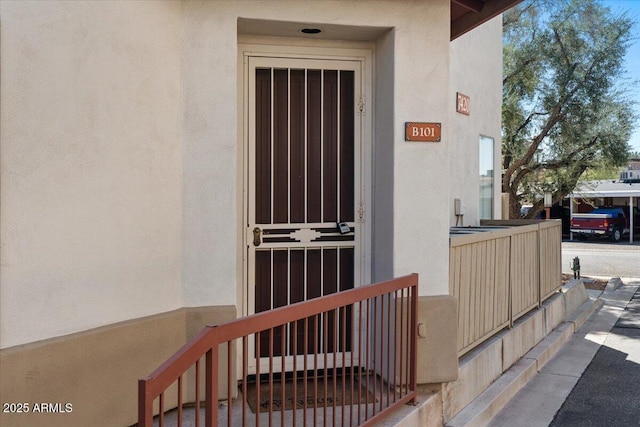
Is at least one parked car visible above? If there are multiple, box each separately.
[520,204,570,235]
[570,206,640,242]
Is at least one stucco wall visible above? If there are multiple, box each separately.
[0,306,236,427]
[181,0,451,298]
[449,15,503,226]
[1,0,481,348]
[389,1,450,295]
[0,1,184,348]
[373,29,396,284]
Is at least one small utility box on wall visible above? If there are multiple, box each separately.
[415,295,458,384]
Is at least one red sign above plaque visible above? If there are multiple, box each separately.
[456,92,470,115]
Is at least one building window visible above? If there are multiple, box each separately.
[479,135,494,220]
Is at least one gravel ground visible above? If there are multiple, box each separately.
[561,273,608,291]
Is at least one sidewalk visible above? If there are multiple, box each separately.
[487,278,640,427]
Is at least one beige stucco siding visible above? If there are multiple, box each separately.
[449,15,503,225]
[0,0,499,348]
[0,1,184,348]
[181,0,452,300]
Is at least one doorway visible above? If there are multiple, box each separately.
[245,55,367,373]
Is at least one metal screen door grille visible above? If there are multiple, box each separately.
[247,57,362,372]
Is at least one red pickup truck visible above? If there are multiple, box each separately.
[570,207,640,242]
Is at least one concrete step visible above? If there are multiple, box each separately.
[445,295,603,427]
[376,392,442,427]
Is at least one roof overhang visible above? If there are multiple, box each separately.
[569,181,640,199]
[451,0,523,40]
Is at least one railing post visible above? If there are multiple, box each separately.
[138,379,152,427]
[205,348,218,426]
[409,279,418,401]
[139,275,421,425]
[508,233,514,328]
[537,223,543,308]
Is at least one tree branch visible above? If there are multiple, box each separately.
[552,26,574,69]
[503,102,564,190]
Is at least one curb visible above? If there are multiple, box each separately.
[446,293,603,427]
[483,278,640,427]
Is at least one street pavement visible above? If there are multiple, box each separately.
[487,278,640,427]
[561,240,640,278]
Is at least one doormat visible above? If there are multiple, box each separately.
[242,376,377,413]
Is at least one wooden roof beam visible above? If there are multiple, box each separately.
[452,0,484,13]
[451,0,523,40]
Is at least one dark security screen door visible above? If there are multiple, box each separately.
[247,56,363,373]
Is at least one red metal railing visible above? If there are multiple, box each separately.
[138,274,418,426]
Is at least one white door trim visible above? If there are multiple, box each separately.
[239,45,373,375]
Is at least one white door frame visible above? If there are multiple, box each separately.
[239,45,373,375]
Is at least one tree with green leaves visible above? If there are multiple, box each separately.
[502,0,637,219]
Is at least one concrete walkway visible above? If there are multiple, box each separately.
[487,278,640,427]
[549,281,640,426]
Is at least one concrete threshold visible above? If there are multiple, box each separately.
[152,376,432,427]
[375,392,442,427]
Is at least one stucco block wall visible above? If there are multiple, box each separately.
[502,309,545,371]
[386,2,451,296]
[0,1,507,424]
[2,0,485,344]
[449,15,503,226]
[184,0,452,297]
[0,0,184,348]
[0,306,236,427]
[442,335,503,422]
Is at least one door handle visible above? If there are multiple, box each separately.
[253,227,262,247]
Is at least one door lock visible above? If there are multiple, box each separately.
[253,227,262,247]
[337,222,351,234]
